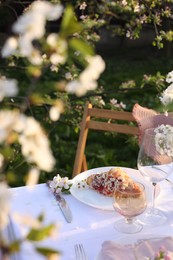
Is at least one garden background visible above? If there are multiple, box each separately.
[0,0,173,187]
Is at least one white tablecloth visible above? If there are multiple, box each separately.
[9,174,173,260]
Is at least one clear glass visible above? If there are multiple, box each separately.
[137,128,173,225]
[113,182,147,234]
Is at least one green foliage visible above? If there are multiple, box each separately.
[27,224,55,241]
[36,247,60,257]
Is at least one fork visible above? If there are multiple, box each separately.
[74,244,88,260]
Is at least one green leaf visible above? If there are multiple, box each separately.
[26,224,54,241]
[69,38,94,56]
[9,240,21,253]
[60,5,83,37]
[37,213,44,222]
[35,246,60,257]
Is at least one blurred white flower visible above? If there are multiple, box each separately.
[110,98,118,106]
[47,33,67,65]
[166,70,173,84]
[155,124,173,156]
[0,110,20,143]
[28,49,43,65]
[65,72,73,80]
[65,80,82,96]
[110,98,126,109]
[26,167,40,186]
[160,83,173,106]
[2,1,63,65]
[31,0,63,21]
[13,12,45,40]
[0,110,55,172]
[134,3,140,12]
[13,1,63,39]
[66,55,105,96]
[18,117,55,172]
[160,70,173,106]
[49,107,60,121]
[120,101,126,109]
[50,53,66,65]
[13,212,41,229]
[80,2,87,10]
[0,182,11,230]
[0,77,18,101]
[92,96,105,106]
[0,154,4,169]
[50,65,59,72]
[49,100,64,121]
[1,37,18,57]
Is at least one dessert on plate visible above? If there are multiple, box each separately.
[86,167,141,197]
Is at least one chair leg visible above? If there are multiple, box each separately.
[81,154,88,172]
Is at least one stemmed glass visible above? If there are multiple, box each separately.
[113,181,147,234]
[137,127,173,225]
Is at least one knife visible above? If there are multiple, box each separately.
[47,181,73,223]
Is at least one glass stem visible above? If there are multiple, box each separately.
[151,182,157,210]
[125,218,133,224]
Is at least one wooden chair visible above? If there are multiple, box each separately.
[72,102,139,177]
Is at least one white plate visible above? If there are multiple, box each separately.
[95,234,169,260]
[70,166,160,211]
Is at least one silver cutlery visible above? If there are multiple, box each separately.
[7,216,20,260]
[46,181,73,223]
[74,244,88,260]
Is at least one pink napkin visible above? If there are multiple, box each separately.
[99,237,173,260]
[132,103,173,144]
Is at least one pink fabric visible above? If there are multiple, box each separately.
[99,237,173,260]
[132,103,173,144]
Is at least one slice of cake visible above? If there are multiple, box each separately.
[86,167,136,197]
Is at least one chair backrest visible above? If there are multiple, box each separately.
[72,102,139,177]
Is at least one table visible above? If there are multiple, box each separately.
[9,174,173,260]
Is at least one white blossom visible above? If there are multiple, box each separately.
[1,1,63,65]
[160,83,173,106]
[110,98,126,109]
[49,174,72,194]
[18,117,55,172]
[0,110,20,143]
[0,154,4,169]
[166,70,173,84]
[0,182,11,230]
[154,124,173,156]
[49,101,64,121]
[50,53,66,65]
[49,106,61,121]
[80,2,87,10]
[50,64,59,72]
[0,77,18,101]
[120,101,126,109]
[1,37,18,57]
[31,1,63,21]
[47,33,67,65]
[26,167,40,186]
[13,12,46,40]
[0,110,55,172]
[66,55,105,96]
[160,70,173,106]
[28,49,43,65]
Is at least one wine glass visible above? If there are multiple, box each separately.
[113,181,147,234]
[137,127,173,225]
